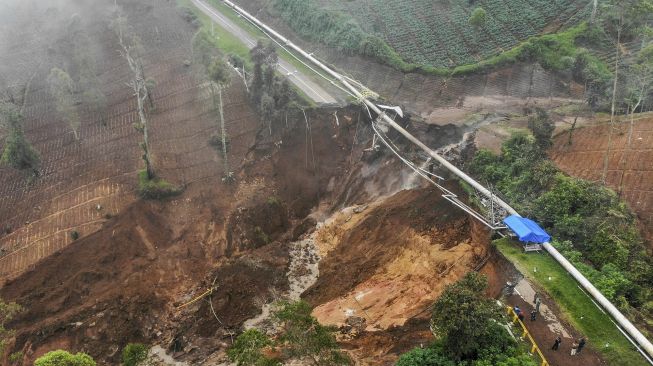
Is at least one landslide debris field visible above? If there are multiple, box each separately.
[0,0,510,364]
[1,0,651,365]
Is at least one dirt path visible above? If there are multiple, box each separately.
[507,279,605,366]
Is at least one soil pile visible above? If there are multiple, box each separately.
[301,187,491,363]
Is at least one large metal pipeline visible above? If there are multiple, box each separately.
[217,0,653,358]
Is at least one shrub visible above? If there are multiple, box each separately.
[266,196,281,207]
[122,343,148,366]
[253,226,270,246]
[70,231,80,241]
[469,7,486,28]
[396,346,455,366]
[137,170,182,200]
[208,135,230,152]
[272,300,350,365]
[179,6,199,26]
[34,350,95,366]
[9,351,23,365]
[227,329,278,366]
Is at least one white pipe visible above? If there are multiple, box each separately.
[218,0,653,358]
[221,0,517,215]
[544,242,653,358]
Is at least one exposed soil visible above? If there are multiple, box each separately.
[0,1,618,366]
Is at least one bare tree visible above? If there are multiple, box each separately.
[601,0,653,183]
[208,58,232,181]
[112,13,155,179]
[48,67,80,140]
[192,31,233,181]
[618,43,653,193]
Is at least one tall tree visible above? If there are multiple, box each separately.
[619,43,653,193]
[191,30,233,181]
[112,13,155,179]
[0,298,22,360]
[272,301,349,366]
[0,102,40,173]
[208,57,232,181]
[48,68,80,140]
[527,108,555,153]
[431,272,502,361]
[70,28,108,125]
[600,0,653,183]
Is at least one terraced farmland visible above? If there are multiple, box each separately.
[315,0,591,68]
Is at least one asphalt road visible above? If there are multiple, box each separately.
[191,0,338,105]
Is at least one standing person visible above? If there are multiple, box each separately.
[571,341,579,355]
[535,297,542,313]
[514,306,521,316]
[530,309,537,321]
[576,338,586,354]
[534,293,539,303]
[518,312,525,322]
[551,336,562,350]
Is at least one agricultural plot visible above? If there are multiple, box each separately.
[0,1,259,282]
[317,0,591,68]
[550,117,653,245]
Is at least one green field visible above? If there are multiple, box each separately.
[277,0,591,69]
[495,238,648,366]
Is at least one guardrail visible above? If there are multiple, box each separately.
[210,0,653,359]
[506,306,549,366]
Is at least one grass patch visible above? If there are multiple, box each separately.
[137,170,182,200]
[178,0,251,60]
[207,0,321,106]
[179,0,316,106]
[494,238,648,366]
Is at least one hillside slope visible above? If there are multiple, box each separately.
[550,116,653,245]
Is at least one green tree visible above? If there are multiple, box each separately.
[0,102,39,173]
[469,7,486,28]
[272,300,350,366]
[208,57,233,181]
[0,298,22,359]
[191,31,219,71]
[191,30,233,181]
[122,343,147,366]
[431,272,502,361]
[48,67,80,140]
[34,350,95,366]
[227,329,279,366]
[260,92,275,135]
[527,108,554,152]
[395,345,455,366]
[82,87,108,126]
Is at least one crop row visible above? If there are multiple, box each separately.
[328,0,587,68]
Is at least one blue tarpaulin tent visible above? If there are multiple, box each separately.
[503,215,551,243]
